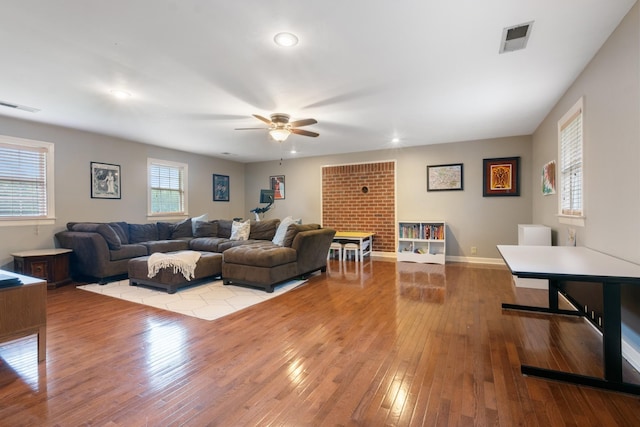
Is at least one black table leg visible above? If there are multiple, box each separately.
[502,278,582,316]
[602,281,623,382]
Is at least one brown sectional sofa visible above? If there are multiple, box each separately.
[54,218,336,292]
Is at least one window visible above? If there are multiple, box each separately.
[148,158,188,217]
[558,98,584,222]
[0,135,55,225]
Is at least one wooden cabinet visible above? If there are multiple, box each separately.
[12,248,72,289]
[397,221,446,264]
[0,271,47,361]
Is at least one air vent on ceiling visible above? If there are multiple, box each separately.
[499,21,534,54]
[0,100,40,113]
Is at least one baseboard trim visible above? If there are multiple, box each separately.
[623,339,640,373]
[446,255,504,265]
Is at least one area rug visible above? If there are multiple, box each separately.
[77,278,307,321]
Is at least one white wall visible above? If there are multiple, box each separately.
[532,3,640,360]
[0,116,246,269]
[245,135,533,260]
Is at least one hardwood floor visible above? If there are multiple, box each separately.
[1,259,639,426]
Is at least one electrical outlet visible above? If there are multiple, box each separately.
[471,246,477,255]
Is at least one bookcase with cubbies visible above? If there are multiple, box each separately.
[397,221,446,264]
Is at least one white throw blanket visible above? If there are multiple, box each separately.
[147,251,201,281]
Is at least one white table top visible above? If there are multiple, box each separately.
[497,245,640,283]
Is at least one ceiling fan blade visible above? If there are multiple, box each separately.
[253,114,273,125]
[289,118,317,127]
[291,128,319,137]
[235,127,267,130]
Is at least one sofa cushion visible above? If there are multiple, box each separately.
[283,223,320,247]
[189,236,228,252]
[194,220,218,238]
[217,219,233,238]
[109,222,129,244]
[222,244,297,268]
[248,218,280,240]
[71,223,122,250]
[109,244,148,261]
[143,239,190,254]
[218,239,262,252]
[272,216,300,246]
[129,223,159,243]
[230,220,250,241]
[157,222,173,240]
[191,213,208,234]
[171,218,193,239]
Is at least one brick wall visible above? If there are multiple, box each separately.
[322,161,395,253]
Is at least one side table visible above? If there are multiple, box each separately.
[0,270,47,361]
[12,248,73,289]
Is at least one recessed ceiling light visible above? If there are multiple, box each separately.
[290,149,297,154]
[274,32,299,47]
[110,89,131,99]
[392,137,400,143]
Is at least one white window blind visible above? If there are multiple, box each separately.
[559,100,583,216]
[148,159,187,215]
[0,141,49,218]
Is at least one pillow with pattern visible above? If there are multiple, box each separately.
[230,219,250,241]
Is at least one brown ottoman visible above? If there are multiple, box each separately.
[128,251,222,294]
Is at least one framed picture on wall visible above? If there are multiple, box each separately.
[213,174,229,201]
[90,162,121,199]
[270,175,285,199]
[427,163,463,191]
[482,156,520,197]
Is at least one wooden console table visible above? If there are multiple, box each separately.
[12,248,72,289]
[0,271,47,361]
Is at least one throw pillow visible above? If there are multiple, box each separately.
[191,213,208,235]
[156,222,173,240]
[170,218,193,239]
[230,219,250,241]
[194,220,218,238]
[129,223,159,243]
[109,222,129,244]
[272,216,300,246]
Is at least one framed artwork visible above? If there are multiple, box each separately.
[427,163,463,191]
[542,160,556,195]
[213,174,229,201]
[483,157,520,197]
[90,162,121,199]
[270,175,285,200]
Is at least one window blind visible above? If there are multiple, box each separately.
[560,108,583,216]
[0,143,48,218]
[149,162,185,214]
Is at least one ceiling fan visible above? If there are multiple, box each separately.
[235,113,319,142]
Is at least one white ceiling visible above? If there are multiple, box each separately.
[0,1,635,163]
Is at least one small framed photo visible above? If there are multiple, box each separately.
[483,157,520,197]
[91,162,121,199]
[213,174,229,201]
[270,175,285,200]
[427,163,463,191]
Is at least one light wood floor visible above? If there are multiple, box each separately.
[1,259,639,426]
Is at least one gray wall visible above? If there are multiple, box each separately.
[532,4,640,355]
[0,116,246,269]
[245,135,533,260]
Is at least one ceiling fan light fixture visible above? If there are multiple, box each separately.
[274,32,299,47]
[269,128,291,142]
